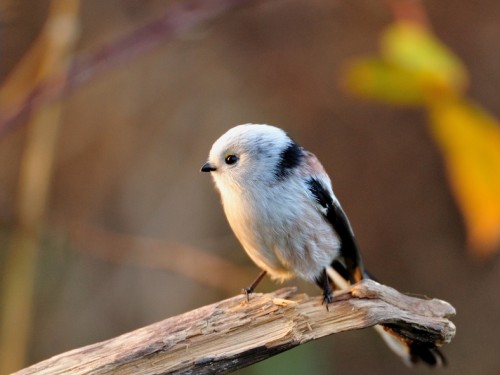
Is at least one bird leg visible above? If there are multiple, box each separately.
[315,269,334,310]
[242,270,267,301]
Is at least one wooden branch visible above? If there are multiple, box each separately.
[14,280,456,375]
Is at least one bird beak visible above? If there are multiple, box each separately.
[201,162,217,172]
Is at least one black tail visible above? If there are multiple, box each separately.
[409,342,447,366]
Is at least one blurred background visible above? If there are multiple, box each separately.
[1,0,500,374]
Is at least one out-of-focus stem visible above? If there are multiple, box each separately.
[0,0,254,136]
[0,1,80,372]
[386,0,430,26]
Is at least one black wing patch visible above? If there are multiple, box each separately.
[307,177,332,210]
[306,177,365,283]
[274,141,304,179]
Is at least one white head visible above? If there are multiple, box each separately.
[201,124,304,191]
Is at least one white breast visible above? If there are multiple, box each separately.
[219,179,341,283]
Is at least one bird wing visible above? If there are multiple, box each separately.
[305,176,365,283]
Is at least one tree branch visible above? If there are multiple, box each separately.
[14,280,456,374]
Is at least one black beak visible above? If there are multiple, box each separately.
[201,162,217,172]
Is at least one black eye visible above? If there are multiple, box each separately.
[225,154,239,165]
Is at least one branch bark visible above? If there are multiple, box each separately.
[14,280,456,375]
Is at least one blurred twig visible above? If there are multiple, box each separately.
[0,1,80,373]
[12,280,456,375]
[0,0,255,136]
[386,0,429,26]
[63,220,257,295]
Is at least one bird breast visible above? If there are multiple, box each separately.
[220,180,341,282]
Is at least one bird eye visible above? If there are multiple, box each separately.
[225,154,239,165]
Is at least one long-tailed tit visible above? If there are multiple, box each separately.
[201,123,445,366]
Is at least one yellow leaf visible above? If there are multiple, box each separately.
[430,99,500,255]
[381,22,468,98]
[342,58,427,106]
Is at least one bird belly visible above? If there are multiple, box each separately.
[223,192,340,282]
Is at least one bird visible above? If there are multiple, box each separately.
[201,123,445,366]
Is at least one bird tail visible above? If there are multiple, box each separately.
[326,266,446,367]
[372,324,446,366]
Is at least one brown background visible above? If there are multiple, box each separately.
[1,1,499,374]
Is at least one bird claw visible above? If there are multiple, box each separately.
[242,270,267,302]
[322,292,334,311]
[242,288,252,302]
